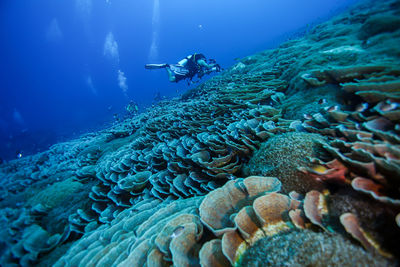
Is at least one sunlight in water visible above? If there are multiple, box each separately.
[148,0,160,62]
[104,32,120,63]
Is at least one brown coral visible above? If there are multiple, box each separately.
[1,0,400,265]
[199,176,281,236]
[304,190,329,231]
[238,230,390,267]
[242,132,326,193]
[340,213,393,258]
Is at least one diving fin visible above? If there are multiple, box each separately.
[145,64,168,69]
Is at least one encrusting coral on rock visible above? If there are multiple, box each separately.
[1,0,400,265]
[242,132,326,193]
[239,229,388,267]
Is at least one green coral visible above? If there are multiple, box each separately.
[27,178,83,209]
[239,229,391,267]
[242,132,327,193]
[36,242,74,267]
[358,15,400,40]
[26,178,95,234]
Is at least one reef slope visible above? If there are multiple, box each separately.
[0,0,399,266]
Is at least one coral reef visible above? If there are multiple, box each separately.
[239,229,389,267]
[52,176,393,267]
[0,0,399,265]
[26,178,84,209]
[54,197,205,267]
[242,132,326,193]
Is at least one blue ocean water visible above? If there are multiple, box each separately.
[0,0,359,161]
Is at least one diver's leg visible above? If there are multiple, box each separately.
[165,67,176,82]
[145,63,168,69]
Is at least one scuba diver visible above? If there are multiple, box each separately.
[145,53,221,84]
[125,100,139,116]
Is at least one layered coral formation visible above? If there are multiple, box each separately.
[54,197,205,267]
[0,0,400,265]
[52,176,391,267]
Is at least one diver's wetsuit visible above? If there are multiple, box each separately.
[145,53,219,83]
[173,53,206,82]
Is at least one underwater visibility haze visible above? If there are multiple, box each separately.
[0,0,358,161]
[1,0,400,266]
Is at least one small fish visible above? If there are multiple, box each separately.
[380,100,399,112]
[312,165,328,174]
[355,103,368,112]
[16,151,22,159]
[318,98,327,105]
[303,114,312,120]
[325,105,338,112]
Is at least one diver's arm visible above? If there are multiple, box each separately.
[197,59,213,69]
[198,59,221,72]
